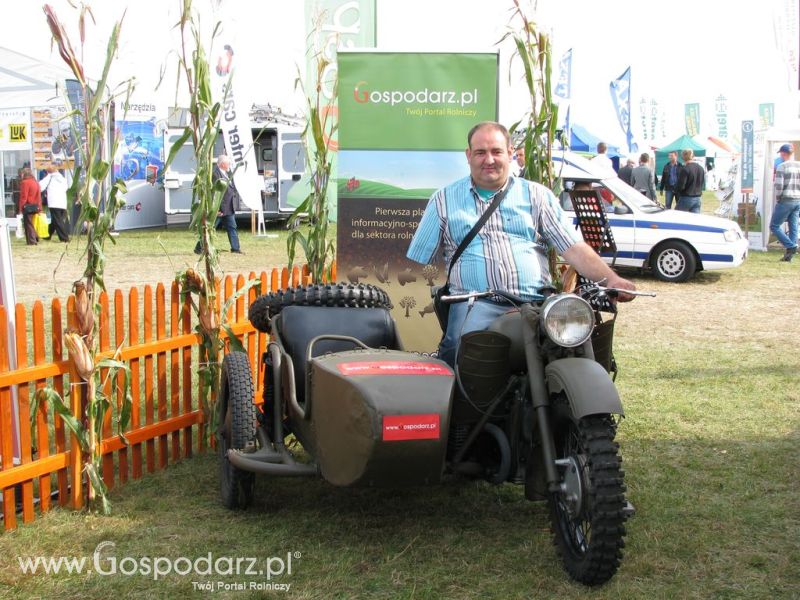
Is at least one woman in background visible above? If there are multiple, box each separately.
[18,167,42,245]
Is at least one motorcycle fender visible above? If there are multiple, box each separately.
[545,357,624,419]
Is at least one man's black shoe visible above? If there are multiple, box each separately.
[231,249,244,254]
[193,248,202,255]
[780,247,797,262]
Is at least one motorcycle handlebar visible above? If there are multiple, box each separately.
[440,285,655,305]
[439,290,533,305]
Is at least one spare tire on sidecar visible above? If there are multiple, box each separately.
[218,283,456,504]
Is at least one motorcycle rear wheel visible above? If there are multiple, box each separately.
[549,415,626,585]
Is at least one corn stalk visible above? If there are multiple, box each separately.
[502,0,562,286]
[163,0,258,437]
[286,15,336,284]
[31,3,134,514]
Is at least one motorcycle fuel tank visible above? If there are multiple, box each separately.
[308,349,454,487]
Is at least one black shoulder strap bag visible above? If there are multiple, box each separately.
[432,185,509,331]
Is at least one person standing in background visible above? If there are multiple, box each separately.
[591,142,616,176]
[18,167,42,245]
[659,151,682,209]
[514,144,526,178]
[194,154,243,255]
[676,149,705,213]
[39,162,70,242]
[770,143,800,262]
[631,153,657,200]
[617,158,635,186]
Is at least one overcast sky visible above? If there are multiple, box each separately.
[3,0,796,149]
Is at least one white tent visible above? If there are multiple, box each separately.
[0,46,72,109]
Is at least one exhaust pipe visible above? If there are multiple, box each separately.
[227,449,318,477]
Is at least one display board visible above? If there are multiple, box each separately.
[337,51,498,351]
[113,101,166,230]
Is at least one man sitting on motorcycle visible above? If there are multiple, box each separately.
[406,121,636,366]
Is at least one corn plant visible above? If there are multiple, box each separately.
[286,16,337,284]
[163,0,257,437]
[503,0,562,284]
[31,3,134,514]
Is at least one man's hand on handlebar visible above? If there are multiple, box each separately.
[605,274,637,302]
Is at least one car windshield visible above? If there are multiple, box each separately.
[601,177,665,213]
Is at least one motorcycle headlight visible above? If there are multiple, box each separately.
[541,294,594,347]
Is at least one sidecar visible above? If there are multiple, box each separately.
[217,284,456,509]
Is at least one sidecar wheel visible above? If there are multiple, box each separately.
[248,283,393,333]
[218,351,256,509]
[549,415,626,585]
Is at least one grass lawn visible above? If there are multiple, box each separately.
[1,216,798,598]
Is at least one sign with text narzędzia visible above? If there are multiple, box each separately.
[337,51,498,351]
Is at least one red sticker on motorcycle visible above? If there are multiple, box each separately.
[382,414,441,441]
[336,361,452,376]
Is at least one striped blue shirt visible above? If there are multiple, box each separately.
[775,159,800,201]
[407,176,578,299]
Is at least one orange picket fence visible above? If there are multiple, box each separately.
[0,264,323,531]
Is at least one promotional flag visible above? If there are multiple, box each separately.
[609,67,635,153]
[639,98,647,140]
[554,48,572,99]
[303,0,377,219]
[210,13,263,212]
[649,99,658,140]
[741,120,754,193]
[64,79,88,168]
[563,104,571,147]
[684,103,700,136]
[715,95,728,139]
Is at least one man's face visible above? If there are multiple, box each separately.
[466,126,512,190]
[515,148,525,167]
[669,152,677,163]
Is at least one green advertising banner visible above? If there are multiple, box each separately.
[337,51,498,351]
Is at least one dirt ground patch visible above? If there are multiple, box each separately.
[7,228,798,353]
[7,228,294,306]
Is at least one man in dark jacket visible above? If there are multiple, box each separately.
[659,151,682,209]
[617,158,635,186]
[194,155,243,254]
[676,149,705,213]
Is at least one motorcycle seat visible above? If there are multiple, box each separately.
[276,306,401,403]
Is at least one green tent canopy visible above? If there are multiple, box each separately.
[655,134,706,173]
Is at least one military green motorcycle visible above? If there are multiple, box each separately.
[218,281,642,585]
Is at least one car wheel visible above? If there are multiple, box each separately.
[650,241,696,283]
[218,351,256,509]
[248,283,393,333]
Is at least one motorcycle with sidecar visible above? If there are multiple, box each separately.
[218,281,639,585]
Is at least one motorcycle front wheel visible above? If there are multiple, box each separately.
[549,415,626,586]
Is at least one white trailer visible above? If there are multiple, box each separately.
[162,112,307,225]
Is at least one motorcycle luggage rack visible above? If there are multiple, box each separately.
[568,189,618,313]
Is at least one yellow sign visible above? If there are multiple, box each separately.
[10,123,27,142]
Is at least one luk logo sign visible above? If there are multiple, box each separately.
[9,124,27,142]
[353,81,479,107]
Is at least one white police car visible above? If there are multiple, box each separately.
[553,151,748,283]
